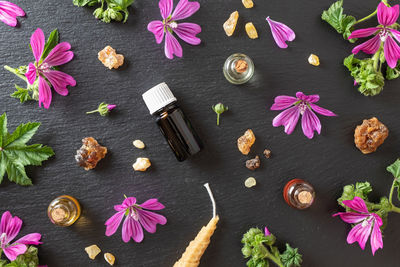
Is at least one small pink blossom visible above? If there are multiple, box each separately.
[107,104,116,111]
[333,197,383,255]
[264,226,271,236]
[105,197,167,243]
[0,211,42,261]
[25,28,76,109]
[147,0,201,59]
[349,2,400,68]
[0,1,24,27]
[270,92,336,139]
[266,17,295,49]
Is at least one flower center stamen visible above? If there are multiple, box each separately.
[129,207,139,221]
[0,232,7,246]
[380,29,389,42]
[299,102,307,115]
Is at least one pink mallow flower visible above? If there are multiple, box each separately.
[349,2,400,68]
[0,1,24,27]
[270,92,337,139]
[147,0,201,59]
[266,17,295,49]
[105,197,167,243]
[0,211,42,261]
[25,28,76,109]
[333,197,383,255]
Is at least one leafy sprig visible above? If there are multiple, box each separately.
[0,246,40,267]
[321,0,356,42]
[0,113,54,186]
[73,0,134,23]
[241,228,302,267]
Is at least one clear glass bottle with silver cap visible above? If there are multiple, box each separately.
[223,53,254,84]
[142,82,203,162]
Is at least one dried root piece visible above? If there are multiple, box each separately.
[237,129,256,155]
[133,139,146,149]
[104,253,115,266]
[75,137,107,170]
[223,11,239,36]
[85,245,101,260]
[308,54,320,66]
[354,117,388,154]
[246,156,260,170]
[98,46,124,69]
[242,0,254,8]
[245,22,258,39]
[133,157,151,171]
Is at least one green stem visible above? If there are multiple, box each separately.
[264,249,284,267]
[216,114,220,126]
[354,10,377,25]
[372,49,381,71]
[387,179,400,213]
[86,109,99,114]
[4,65,28,82]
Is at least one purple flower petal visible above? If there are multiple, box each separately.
[147,20,165,44]
[342,197,369,213]
[2,243,26,261]
[384,35,400,68]
[113,204,125,212]
[301,108,321,139]
[38,76,52,109]
[296,92,319,103]
[0,8,16,27]
[1,212,22,243]
[171,0,200,21]
[370,218,383,255]
[30,28,45,63]
[309,103,337,117]
[272,106,300,135]
[122,216,144,243]
[332,212,369,224]
[0,1,25,16]
[140,199,165,210]
[266,17,295,49]
[165,31,183,59]
[264,226,271,236]
[122,197,137,208]
[348,28,380,39]
[352,34,381,55]
[346,220,372,250]
[173,22,201,45]
[377,2,399,26]
[105,211,125,237]
[159,0,173,20]
[390,28,400,43]
[138,209,167,233]
[25,63,37,85]
[270,95,297,110]
[43,70,75,96]
[43,42,74,67]
[14,233,42,245]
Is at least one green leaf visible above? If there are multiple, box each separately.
[72,0,94,6]
[0,113,7,147]
[386,64,400,80]
[321,0,356,42]
[11,85,32,103]
[337,182,372,209]
[280,243,302,267]
[0,113,54,186]
[41,29,59,61]
[9,246,39,267]
[387,159,400,180]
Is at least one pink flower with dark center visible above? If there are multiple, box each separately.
[25,28,76,109]
[105,197,167,243]
[147,0,201,59]
[270,92,337,139]
[0,211,42,261]
[0,1,24,27]
[266,17,295,49]
[349,2,400,68]
[333,197,383,255]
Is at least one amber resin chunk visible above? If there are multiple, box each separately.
[75,137,107,170]
[354,117,388,154]
[223,11,239,36]
[242,0,254,8]
[98,46,124,69]
[237,129,256,155]
[245,22,258,39]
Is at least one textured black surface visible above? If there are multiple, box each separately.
[1,0,400,266]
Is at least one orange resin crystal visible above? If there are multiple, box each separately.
[75,137,107,170]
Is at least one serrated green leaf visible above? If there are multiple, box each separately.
[0,113,54,186]
[387,159,400,179]
[386,64,400,80]
[280,243,302,267]
[4,122,40,148]
[322,0,356,42]
[41,29,59,61]
[72,0,94,6]
[11,85,32,103]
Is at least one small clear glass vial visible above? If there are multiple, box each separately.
[223,53,254,84]
[48,195,81,226]
[283,179,315,209]
[142,83,203,162]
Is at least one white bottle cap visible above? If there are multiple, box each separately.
[142,82,177,114]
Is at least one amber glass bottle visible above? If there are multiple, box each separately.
[142,83,203,162]
[47,195,81,226]
[283,179,315,209]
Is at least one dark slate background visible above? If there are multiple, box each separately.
[1,0,400,266]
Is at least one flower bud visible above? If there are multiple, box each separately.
[93,7,104,19]
[212,103,228,114]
